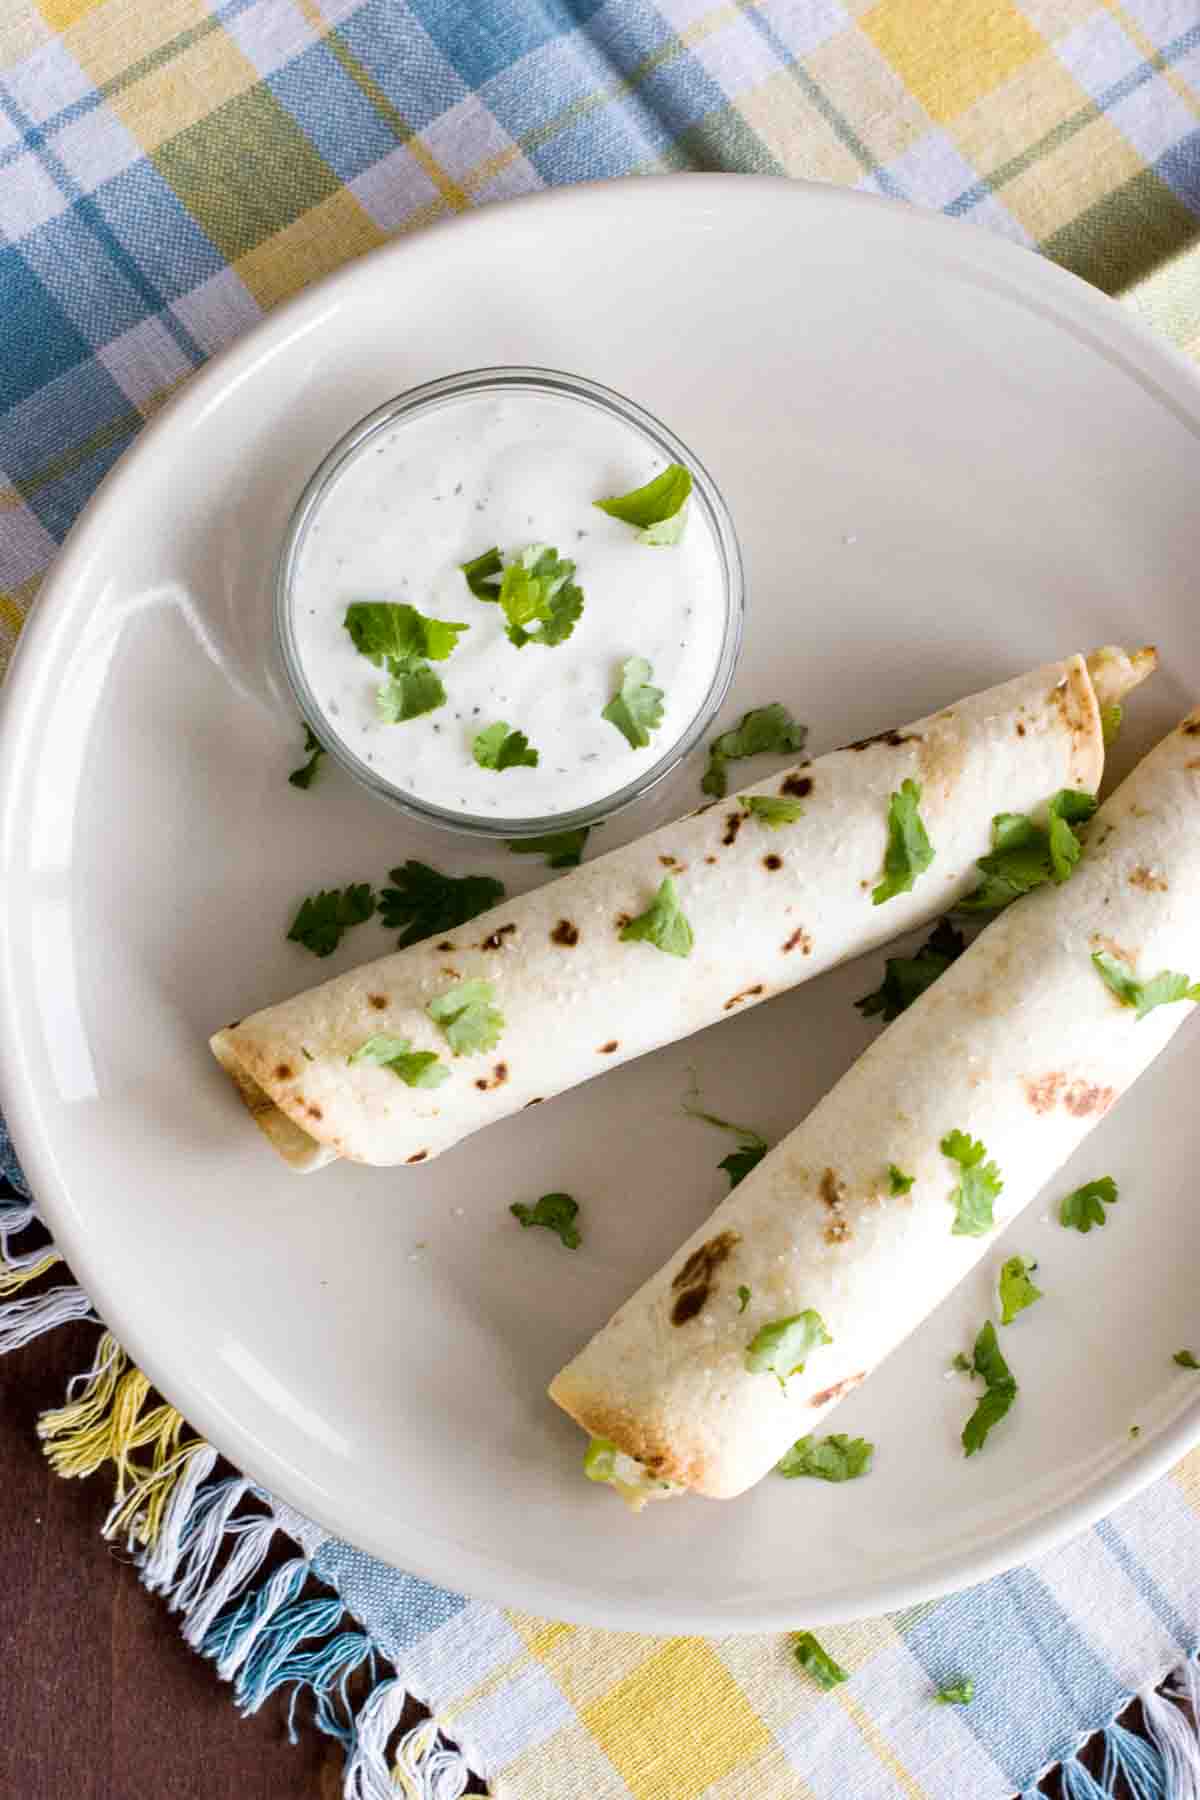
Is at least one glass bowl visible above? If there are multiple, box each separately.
[275,365,744,839]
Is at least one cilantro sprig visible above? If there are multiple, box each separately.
[740,794,805,828]
[998,1255,1042,1325]
[376,661,447,722]
[620,877,693,958]
[942,1131,1003,1237]
[347,1035,448,1088]
[288,722,325,790]
[888,1164,915,1196]
[495,544,584,648]
[961,1320,1017,1455]
[936,1679,975,1706]
[776,1434,874,1482]
[344,601,468,666]
[287,883,376,957]
[378,861,505,950]
[1092,951,1200,1020]
[793,1633,848,1690]
[856,918,966,1022]
[873,780,934,906]
[701,704,807,800]
[602,656,664,750]
[745,1311,832,1386]
[682,1079,769,1189]
[507,828,590,869]
[510,1191,580,1248]
[427,978,504,1055]
[1059,1176,1117,1233]
[1174,1351,1200,1370]
[473,721,539,771]
[595,462,692,545]
[961,790,1097,911]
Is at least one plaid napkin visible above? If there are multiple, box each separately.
[3,4,1200,1797]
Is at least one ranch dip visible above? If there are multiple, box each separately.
[288,385,731,824]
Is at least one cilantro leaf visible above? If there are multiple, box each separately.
[701,704,808,799]
[594,462,692,543]
[1175,1351,1200,1369]
[776,1433,874,1482]
[740,794,805,828]
[936,1678,975,1706]
[344,600,468,665]
[427,978,504,1056]
[1047,789,1098,882]
[376,659,447,723]
[951,1352,973,1374]
[1059,1176,1118,1233]
[287,883,376,957]
[720,1144,768,1190]
[460,546,503,600]
[602,656,665,750]
[856,918,966,1022]
[378,861,505,950]
[510,1191,580,1249]
[288,722,326,790]
[962,1321,1017,1456]
[1092,950,1200,1020]
[872,780,935,905]
[1101,703,1123,746]
[745,1311,832,1384]
[473,721,539,771]
[888,1164,915,1196]
[499,545,584,648]
[347,1035,449,1088]
[681,1078,769,1188]
[793,1633,848,1691]
[583,1436,617,1481]
[942,1130,1003,1237]
[620,877,693,958]
[737,1285,751,1313]
[961,790,1096,911]
[507,828,590,869]
[998,1255,1042,1325]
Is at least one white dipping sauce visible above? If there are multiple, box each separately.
[290,390,728,823]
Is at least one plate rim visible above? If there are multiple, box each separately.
[3,171,1200,1632]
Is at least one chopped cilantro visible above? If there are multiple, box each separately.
[287,883,376,957]
[776,1433,874,1482]
[872,779,935,905]
[378,861,505,950]
[583,1436,617,1481]
[1130,1425,1141,1439]
[1092,950,1200,1019]
[720,1144,768,1189]
[962,1321,1017,1456]
[473,721,539,771]
[427,978,504,1056]
[856,918,966,1022]
[936,1678,975,1706]
[594,462,692,544]
[740,794,805,828]
[460,546,503,600]
[344,600,467,665]
[737,1285,751,1313]
[745,1311,832,1385]
[602,655,665,749]
[1059,1176,1118,1233]
[951,1352,972,1374]
[961,790,1097,911]
[998,1255,1042,1325]
[347,1035,448,1088]
[498,544,583,648]
[1174,1351,1200,1369]
[701,703,808,799]
[793,1633,848,1691]
[1100,703,1123,746]
[620,877,693,958]
[288,722,325,790]
[942,1130,1003,1237]
[507,828,590,869]
[510,1191,580,1248]
[888,1164,915,1196]
[682,1077,768,1188]
[376,660,447,723]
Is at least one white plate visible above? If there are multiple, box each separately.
[2,176,1199,1634]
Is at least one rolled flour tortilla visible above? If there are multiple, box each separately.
[550,706,1200,1500]
[212,647,1152,1171]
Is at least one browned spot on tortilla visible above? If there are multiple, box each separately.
[1188,760,1200,771]
[723,984,764,1011]
[441,966,462,979]
[781,773,812,798]
[860,879,871,891]
[783,926,813,954]
[475,1061,509,1091]
[848,727,918,751]
[598,1040,619,1054]
[524,1097,543,1107]
[1183,720,1200,736]
[671,1286,710,1326]
[722,812,742,846]
[406,1151,428,1164]
[820,1168,847,1210]
[1016,722,1026,737]
[274,1063,293,1082]
[1063,1080,1115,1119]
[705,855,717,864]
[551,919,579,946]
[615,912,632,931]
[659,854,676,867]
[763,854,783,872]
[672,1230,740,1292]
[810,1373,866,1408]
[436,940,455,951]
[225,1019,241,1031]
[481,923,516,950]
[824,1218,852,1245]
[368,994,388,1010]
[1092,932,1137,966]
[1025,1073,1064,1114]
[1129,865,1168,892]
[1049,665,1093,762]
[306,1104,323,1121]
